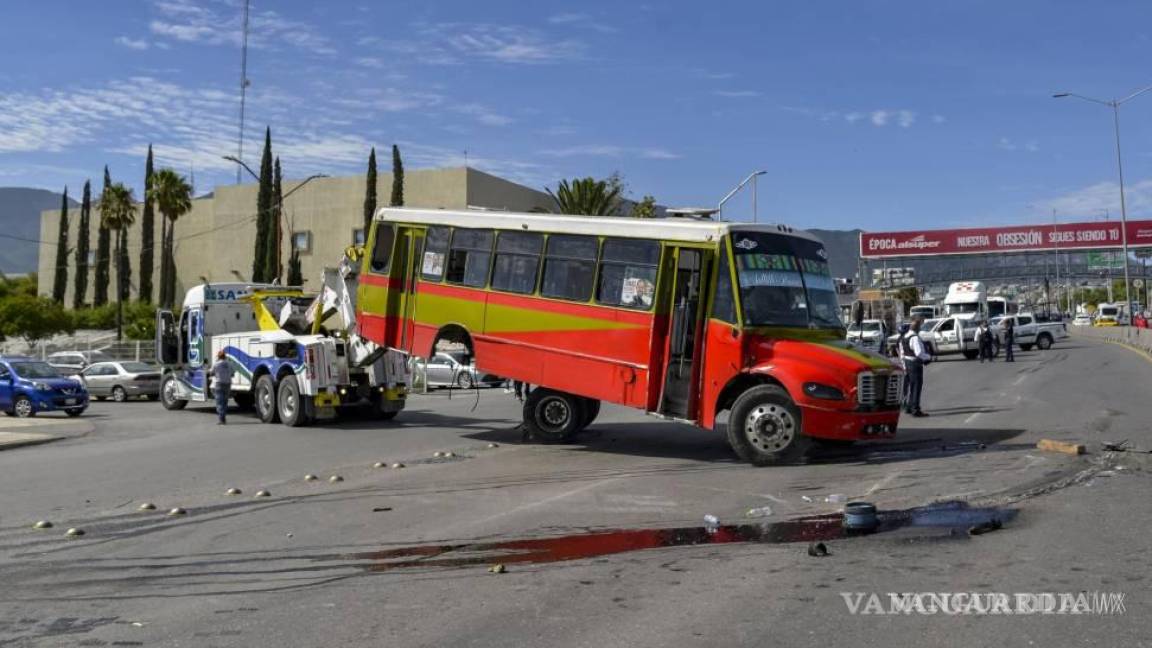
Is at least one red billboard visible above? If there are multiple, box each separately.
[859,219,1152,259]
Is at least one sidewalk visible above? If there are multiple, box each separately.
[0,416,93,450]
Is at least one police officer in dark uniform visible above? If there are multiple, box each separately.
[1003,318,1016,362]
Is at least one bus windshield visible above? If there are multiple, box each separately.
[730,231,843,329]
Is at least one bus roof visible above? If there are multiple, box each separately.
[374,207,822,245]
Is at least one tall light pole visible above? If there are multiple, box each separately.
[718,170,768,222]
[1054,84,1152,330]
[235,0,252,185]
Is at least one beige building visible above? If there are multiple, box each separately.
[38,167,552,304]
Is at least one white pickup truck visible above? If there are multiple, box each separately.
[991,313,1068,351]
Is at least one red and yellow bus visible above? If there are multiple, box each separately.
[356,208,902,465]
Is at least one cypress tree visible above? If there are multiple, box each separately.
[266,156,282,282]
[363,147,377,237]
[118,228,131,301]
[390,144,404,207]
[139,145,155,302]
[252,127,273,283]
[51,186,69,303]
[73,180,91,309]
[93,166,112,306]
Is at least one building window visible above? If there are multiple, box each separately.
[445,228,493,288]
[491,231,544,295]
[596,238,660,310]
[541,234,598,302]
[370,224,395,274]
[421,226,450,281]
[292,231,313,254]
[353,228,366,246]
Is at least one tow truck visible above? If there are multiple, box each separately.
[154,248,409,426]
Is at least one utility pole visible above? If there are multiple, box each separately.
[235,0,251,185]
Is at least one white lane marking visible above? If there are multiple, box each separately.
[1013,374,1027,386]
[964,412,981,424]
[864,472,900,496]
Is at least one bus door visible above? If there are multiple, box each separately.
[362,223,419,352]
[397,228,422,354]
[658,247,710,419]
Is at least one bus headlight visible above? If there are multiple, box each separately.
[803,382,845,401]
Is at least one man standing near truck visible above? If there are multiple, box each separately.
[900,317,932,417]
[1003,318,1016,362]
[211,350,235,425]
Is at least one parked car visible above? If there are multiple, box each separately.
[992,313,1068,351]
[0,356,88,418]
[414,352,504,389]
[1071,314,1094,327]
[73,361,162,402]
[46,350,114,373]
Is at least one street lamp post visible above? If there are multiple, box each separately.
[717,170,768,222]
[1054,84,1152,333]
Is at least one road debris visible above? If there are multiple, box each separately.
[825,494,847,504]
[968,519,1003,536]
[487,443,499,448]
[33,520,53,529]
[488,564,507,574]
[1036,439,1085,455]
[372,507,393,512]
[746,506,773,518]
[703,514,720,534]
[137,502,156,511]
[843,502,878,531]
[807,542,829,557]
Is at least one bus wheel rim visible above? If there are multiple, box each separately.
[744,404,795,452]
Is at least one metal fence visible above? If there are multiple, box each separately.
[1,336,156,363]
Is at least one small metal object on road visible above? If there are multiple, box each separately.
[825,493,847,504]
[747,506,773,518]
[968,519,1003,536]
[33,520,53,529]
[138,502,157,511]
[329,475,344,483]
[167,507,187,517]
[843,502,879,531]
[304,474,318,481]
[226,488,242,495]
[1036,439,1086,456]
[66,527,85,537]
[373,462,386,468]
[807,542,829,557]
[488,564,507,574]
[391,462,405,469]
[255,489,271,497]
[487,443,499,449]
[286,533,294,538]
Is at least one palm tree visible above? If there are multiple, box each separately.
[99,182,137,341]
[545,177,622,216]
[148,169,193,308]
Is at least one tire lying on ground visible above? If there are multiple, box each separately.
[726,384,811,466]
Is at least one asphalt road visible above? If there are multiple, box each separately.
[1,336,1150,647]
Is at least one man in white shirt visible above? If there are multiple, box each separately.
[900,317,932,417]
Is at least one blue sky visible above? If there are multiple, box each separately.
[3,0,1152,231]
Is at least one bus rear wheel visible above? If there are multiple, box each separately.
[726,385,811,466]
[523,388,583,443]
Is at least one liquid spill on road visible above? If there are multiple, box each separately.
[351,501,1016,572]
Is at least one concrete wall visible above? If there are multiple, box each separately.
[38,167,551,303]
[1069,325,1152,354]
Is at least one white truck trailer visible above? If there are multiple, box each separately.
[943,281,987,320]
[154,253,409,426]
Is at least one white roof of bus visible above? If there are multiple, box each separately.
[374,207,821,244]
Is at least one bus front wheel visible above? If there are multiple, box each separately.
[726,385,811,466]
[523,388,583,443]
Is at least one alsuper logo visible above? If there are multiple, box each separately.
[867,235,942,251]
[205,288,249,301]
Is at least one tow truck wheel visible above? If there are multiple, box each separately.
[726,385,811,466]
[160,375,187,411]
[522,388,584,443]
[579,398,601,429]
[277,375,310,427]
[255,375,279,424]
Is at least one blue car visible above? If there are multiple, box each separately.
[0,357,89,418]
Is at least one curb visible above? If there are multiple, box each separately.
[0,432,64,451]
[0,419,94,451]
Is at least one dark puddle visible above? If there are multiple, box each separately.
[351,501,1016,571]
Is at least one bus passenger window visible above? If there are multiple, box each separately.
[541,235,598,302]
[712,246,736,323]
[369,224,395,273]
[445,228,494,288]
[596,239,660,310]
[421,226,450,281]
[491,231,544,295]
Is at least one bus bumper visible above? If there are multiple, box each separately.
[801,405,899,441]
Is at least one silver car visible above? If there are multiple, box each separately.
[47,350,114,373]
[74,361,162,402]
[416,352,503,389]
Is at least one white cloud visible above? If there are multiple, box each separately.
[454,103,514,126]
[547,13,618,33]
[870,110,890,126]
[713,90,762,98]
[114,36,151,50]
[932,114,947,124]
[355,57,384,69]
[896,110,916,128]
[844,112,865,124]
[540,145,680,159]
[998,137,1039,152]
[148,0,335,55]
[1043,179,1152,216]
[382,23,585,65]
